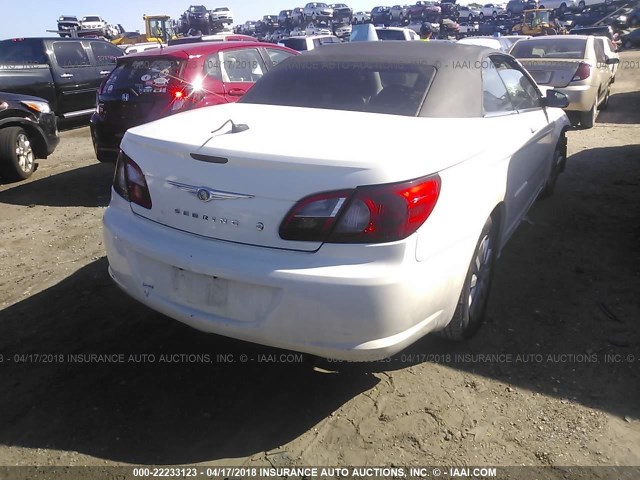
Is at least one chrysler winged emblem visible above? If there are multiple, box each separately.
[167,181,254,202]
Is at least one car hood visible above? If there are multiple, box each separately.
[0,91,49,103]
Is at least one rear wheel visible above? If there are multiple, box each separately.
[0,127,35,181]
[540,144,565,199]
[600,86,611,110]
[559,2,567,13]
[440,216,497,341]
[492,11,498,17]
[580,101,597,128]
[578,0,585,9]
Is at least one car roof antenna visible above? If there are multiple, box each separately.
[199,119,250,148]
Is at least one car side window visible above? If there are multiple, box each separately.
[265,48,295,68]
[220,48,266,83]
[593,38,606,64]
[204,54,223,81]
[90,42,122,66]
[482,58,515,114]
[492,56,541,111]
[53,42,91,68]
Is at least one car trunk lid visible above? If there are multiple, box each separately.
[518,58,587,88]
[122,103,490,252]
[100,56,188,131]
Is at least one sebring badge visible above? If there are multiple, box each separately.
[167,181,254,202]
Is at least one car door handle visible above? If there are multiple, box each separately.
[60,73,74,78]
[99,70,111,75]
[227,88,246,97]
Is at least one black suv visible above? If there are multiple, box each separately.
[0,92,59,181]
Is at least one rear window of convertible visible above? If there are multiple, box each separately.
[240,60,436,116]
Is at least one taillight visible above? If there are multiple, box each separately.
[279,175,441,244]
[571,63,591,82]
[113,151,153,209]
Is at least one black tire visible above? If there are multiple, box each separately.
[559,3,567,13]
[0,127,36,181]
[545,27,557,35]
[540,144,565,199]
[566,111,580,126]
[492,11,498,17]
[578,0,585,9]
[440,216,497,341]
[479,12,485,19]
[600,87,610,110]
[469,13,473,20]
[580,101,597,128]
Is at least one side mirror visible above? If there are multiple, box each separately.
[605,56,620,65]
[543,89,569,108]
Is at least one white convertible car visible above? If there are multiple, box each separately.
[103,42,571,361]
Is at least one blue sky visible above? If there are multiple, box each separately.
[1,0,386,39]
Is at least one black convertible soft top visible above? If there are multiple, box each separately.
[247,41,501,118]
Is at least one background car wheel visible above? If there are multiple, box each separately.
[600,87,611,110]
[580,101,597,129]
[439,216,497,341]
[578,0,585,9]
[540,144,565,199]
[479,12,485,19]
[624,40,633,49]
[545,27,557,34]
[559,3,567,13]
[492,11,498,17]
[0,127,35,181]
[469,13,473,20]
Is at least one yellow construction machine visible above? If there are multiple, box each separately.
[111,15,177,46]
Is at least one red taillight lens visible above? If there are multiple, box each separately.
[113,151,153,209]
[279,175,441,244]
[572,63,591,82]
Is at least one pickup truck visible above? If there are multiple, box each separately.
[0,37,123,119]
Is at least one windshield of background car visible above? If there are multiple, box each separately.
[240,61,435,116]
[376,29,407,40]
[83,17,101,22]
[102,58,184,96]
[190,6,207,13]
[510,38,587,59]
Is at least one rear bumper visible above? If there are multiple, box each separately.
[90,113,123,162]
[103,194,464,361]
[556,84,598,112]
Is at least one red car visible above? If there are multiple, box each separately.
[408,1,441,20]
[90,41,297,162]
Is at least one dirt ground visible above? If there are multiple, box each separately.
[0,51,639,477]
